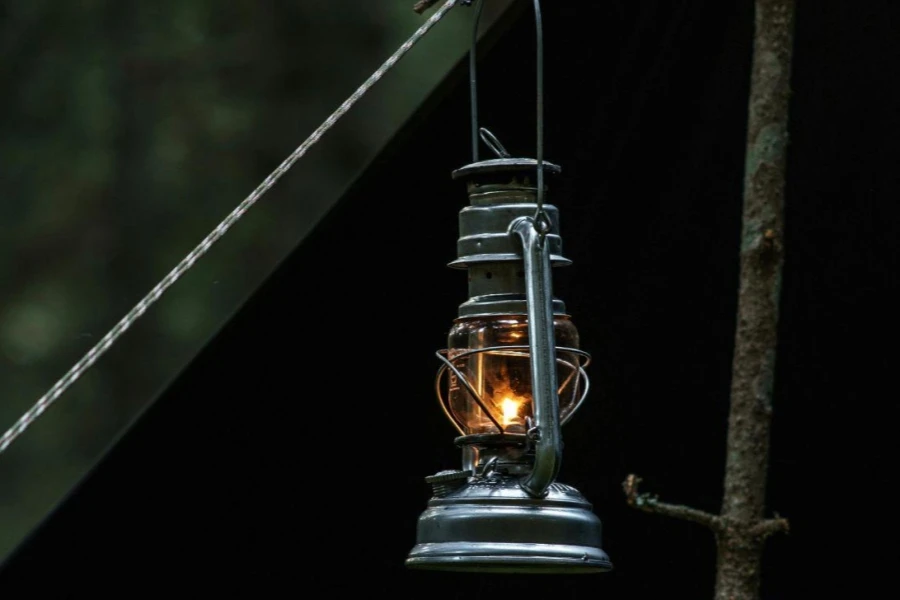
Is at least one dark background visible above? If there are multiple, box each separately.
[1,1,895,597]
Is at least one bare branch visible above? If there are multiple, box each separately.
[750,516,790,540]
[623,475,722,531]
[713,2,796,597]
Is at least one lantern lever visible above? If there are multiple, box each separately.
[510,215,562,499]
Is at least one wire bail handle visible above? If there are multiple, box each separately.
[469,0,550,236]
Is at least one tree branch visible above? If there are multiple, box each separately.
[716,1,795,597]
[623,2,795,598]
[749,516,790,540]
[622,475,721,531]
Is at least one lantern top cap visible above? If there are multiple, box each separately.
[452,158,561,181]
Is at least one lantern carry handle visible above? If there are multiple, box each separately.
[510,215,561,499]
[469,0,550,233]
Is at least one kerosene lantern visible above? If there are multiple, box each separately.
[405,0,612,573]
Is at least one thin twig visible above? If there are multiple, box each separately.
[623,475,722,531]
[749,517,790,540]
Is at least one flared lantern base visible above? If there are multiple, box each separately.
[406,473,612,574]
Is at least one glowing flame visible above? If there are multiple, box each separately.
[500,397,522,426]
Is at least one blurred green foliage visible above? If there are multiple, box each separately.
[0,0,510,561]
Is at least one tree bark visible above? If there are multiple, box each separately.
[624,1,795,598]
[714,1,795,598]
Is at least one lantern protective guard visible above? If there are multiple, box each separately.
[405,0,612,574]
[434,344,591,436]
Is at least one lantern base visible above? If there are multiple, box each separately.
[405,542,611,574]
[406,474,612,574]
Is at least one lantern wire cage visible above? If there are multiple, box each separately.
[434,346,592,436]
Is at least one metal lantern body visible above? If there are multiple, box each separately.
[406,158,612,573]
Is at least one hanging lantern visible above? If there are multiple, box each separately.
[404,154,612,573]
[405,2,612,573]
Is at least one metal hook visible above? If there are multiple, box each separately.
[479,127,511,158]
[469,0,547,226]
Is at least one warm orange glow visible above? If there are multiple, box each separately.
[500,396,523,426]
[446,314,583,435]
